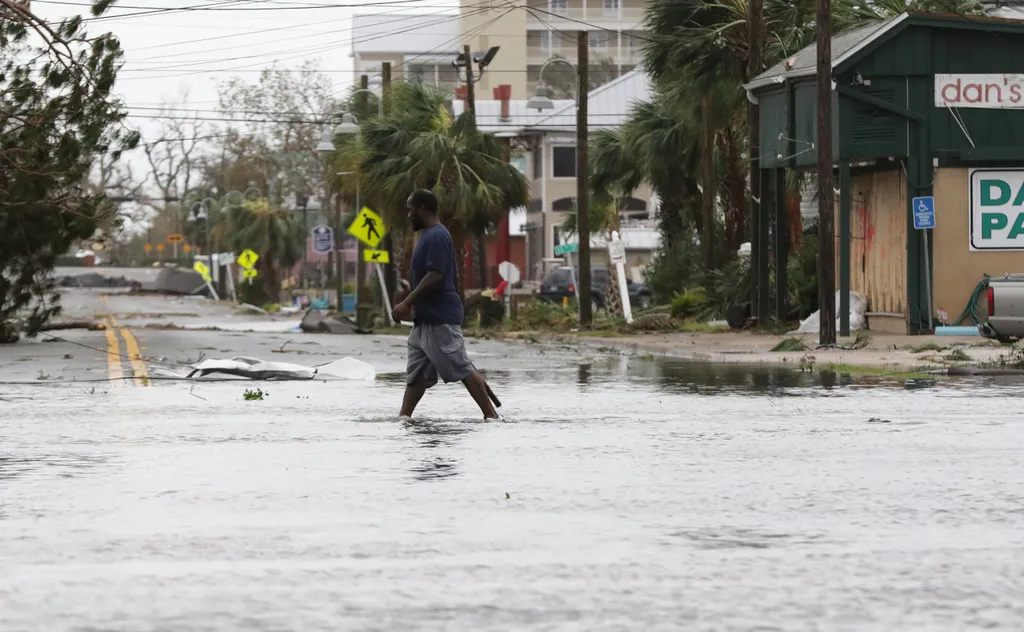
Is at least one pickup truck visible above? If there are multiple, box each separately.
[978,275,1024,342]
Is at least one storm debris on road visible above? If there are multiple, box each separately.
[158,355,377,381]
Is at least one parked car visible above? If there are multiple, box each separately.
[538,266,652,311]
[978,275,1024,342]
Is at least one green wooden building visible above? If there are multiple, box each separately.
[745,12,1024,334]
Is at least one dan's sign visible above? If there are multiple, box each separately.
[936,74,1024,108]
[970,169,1024,251]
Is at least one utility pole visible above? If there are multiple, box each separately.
[577,30,592,327]
[355,74,370,329]
[381,61,397,305]
[816,0,836,345]
[463,44,487,290]
[463,45,476,113]
[748,0,765,323]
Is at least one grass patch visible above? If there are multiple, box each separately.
[946,349,973,362]
[771,337,808,352]
[822,363,933,379]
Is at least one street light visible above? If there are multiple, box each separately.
[527,57,578,111]
[311,88,382,327]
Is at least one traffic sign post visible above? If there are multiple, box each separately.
[193,261,219,300]
[608,232,631,324]
[311,225,334,254]
[913,196,935,332]
[347,206,387,249]
[237,249,259,285]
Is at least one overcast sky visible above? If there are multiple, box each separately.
[33,0,459,147]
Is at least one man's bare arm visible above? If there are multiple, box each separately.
[404,270,444,304]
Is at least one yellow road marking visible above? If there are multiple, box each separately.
[119,327,150,386]
[103,317,124,387]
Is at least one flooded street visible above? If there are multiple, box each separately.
[3,348,1024,630]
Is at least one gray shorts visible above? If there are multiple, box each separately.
[406,323,475,388]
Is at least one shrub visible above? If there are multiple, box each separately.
[670,286,708,319]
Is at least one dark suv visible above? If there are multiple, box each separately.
[538,266,652,310]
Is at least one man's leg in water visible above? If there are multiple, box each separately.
[400,374,428,418]
[462,371,498,419]
[401,325,436,418]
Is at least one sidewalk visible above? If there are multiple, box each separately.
[508,330,1013,372]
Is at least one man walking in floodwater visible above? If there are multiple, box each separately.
[391,189,499,419]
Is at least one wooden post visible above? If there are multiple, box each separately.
[815,0,836,345]
[577,31,592,326]
[355,74,369,328]
[381,62,397,304]
[701,97,715,272]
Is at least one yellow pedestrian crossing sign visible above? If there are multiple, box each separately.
[348,206,386,249]
[238,249,259,269]
[193,261,212,282]
[364,249,390,263]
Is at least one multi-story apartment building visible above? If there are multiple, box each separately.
[460,0,647,100]
[352,1,646,98]
[349,13,462,89]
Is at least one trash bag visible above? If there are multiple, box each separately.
[791,291,868,334]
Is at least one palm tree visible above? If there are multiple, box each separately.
[346,82,530,296]
[223,199,304,302]
[589,95,703,252]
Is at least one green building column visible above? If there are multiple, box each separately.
[774,168,789,321]
[839,162,851,336]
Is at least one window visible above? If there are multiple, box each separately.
[551,146,576,178]
[603,0,618,15]
[590,32,610,50]
[528,30,550,50]
[549,0,567,14]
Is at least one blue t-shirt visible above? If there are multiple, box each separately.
[410,223,464,325]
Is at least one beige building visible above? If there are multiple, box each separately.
[351,1,648,99]
[454,69,657,281]
[461,0,648,100]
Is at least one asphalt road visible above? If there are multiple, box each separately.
[0,288,587,388]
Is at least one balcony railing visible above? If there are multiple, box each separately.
[526,6,644,25]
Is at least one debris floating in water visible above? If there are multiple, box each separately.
[152,355,377,381]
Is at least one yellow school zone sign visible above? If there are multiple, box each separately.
[363,249,390,264]
[347,206,386,249]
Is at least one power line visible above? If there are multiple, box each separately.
[127,1,465,52]
[125,8,471,64]
[77,0,453,23]
[112,7,492,81]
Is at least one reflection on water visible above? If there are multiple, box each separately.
[401,418,470,481]
[1,353,1023,631]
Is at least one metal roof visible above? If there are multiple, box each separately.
[746,11,1024,92]
[745,14,907,91]
[451,99,575,137]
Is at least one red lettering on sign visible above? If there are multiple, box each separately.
[964,83,983,103]
[985,84,1003,102]
[941,79,961,103]
[1011,84,1023,103]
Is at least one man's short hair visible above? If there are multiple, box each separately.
[409,188,438,214]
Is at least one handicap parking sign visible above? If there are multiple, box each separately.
[913,196,935,230]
